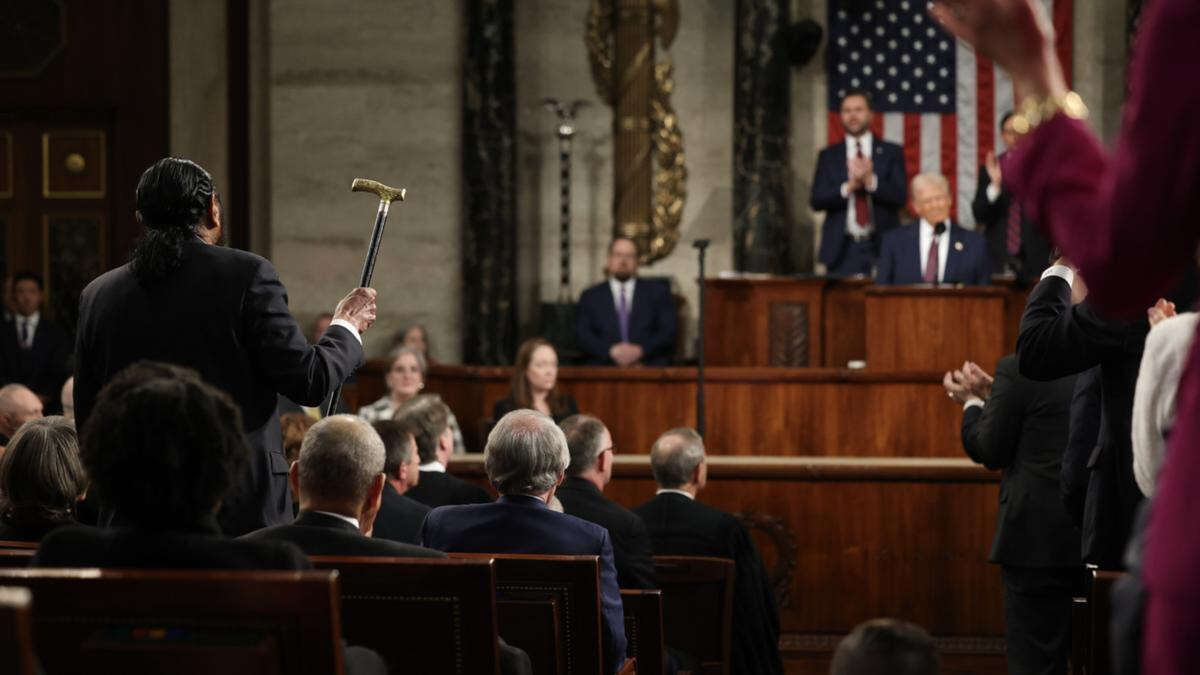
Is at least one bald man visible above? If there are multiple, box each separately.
[876,173,991,285]
[0,383,44,446]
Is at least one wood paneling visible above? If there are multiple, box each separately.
[822,278,871,368]
[865,286,1009,373]
[446,455,1007,675]
[705,278,826,367]
[346,363,967,456]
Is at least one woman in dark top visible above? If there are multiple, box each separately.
[493,338,578,423]
[0,416,86,542]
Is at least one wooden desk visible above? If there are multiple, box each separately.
[447,455,1007,675]
[865,285,1009,372]
[348,364,967,457]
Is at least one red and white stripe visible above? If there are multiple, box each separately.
[825,0,1073,228]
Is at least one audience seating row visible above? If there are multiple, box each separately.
[0,543,736,675]
[1070,568,1127,675]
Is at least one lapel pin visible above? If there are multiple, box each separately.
[954,241,964,251]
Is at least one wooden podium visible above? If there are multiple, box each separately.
[865,285,1009,372]
[704,277,872,367]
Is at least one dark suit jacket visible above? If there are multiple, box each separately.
[556,477,655,589]
[32,516,310,570]
[419,495,627,675]
[0,315,70,412]
[634,492,783,675]
[970,163,1052,285]
[961,354,1081,567]
[575,278,677,366]
[1062,367,1103,528]
[810,138,907,270]
[73,239,363,536]
[0,518,71,543]
[405,469,493,509]
[369,483,431,546]
[492,394,579,424]
[1016,276,1148,568]
[241,510,443,559]
[875,221,992,285]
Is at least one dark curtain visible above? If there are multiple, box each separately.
[462,0,518,364]
[733,0,793,274]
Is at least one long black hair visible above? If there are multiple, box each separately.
[130,157,216,284]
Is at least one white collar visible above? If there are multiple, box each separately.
[17,312,39,324]
[920,218,951,234]
[845,132,873,154]
[655,488,695,500]
[312,510,360,530]
[420,461,446,473]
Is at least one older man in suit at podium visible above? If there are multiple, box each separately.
[575,237,677,367]
[876,173,991,285]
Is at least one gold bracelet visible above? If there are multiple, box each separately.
[1010,91,1089,134]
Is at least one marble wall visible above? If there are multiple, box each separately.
[266,0,464,362]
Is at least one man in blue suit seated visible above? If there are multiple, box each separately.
[810,89,908,277]
[575,237,677,366]
[876,173,991,285]
[419,410,627,674]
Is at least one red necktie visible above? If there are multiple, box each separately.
[1006,201,1022,256]
[924,232,940,283]
[853,141,869,227]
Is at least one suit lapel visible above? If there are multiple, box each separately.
[944,223,964,283]
[905,226,923,282]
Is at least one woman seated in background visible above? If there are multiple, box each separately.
[493,338,578,423]
[0,416,86,542]
[392,322,435,366]
[359,345,465,453]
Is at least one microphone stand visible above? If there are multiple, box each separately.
[693,239,710,438]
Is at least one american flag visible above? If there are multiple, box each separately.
[825,0,1074,227]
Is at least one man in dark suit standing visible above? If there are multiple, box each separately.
[575,237,677,367]
[0,272,70,413]
[420,410,627,675]
[1017,262,1148,568]
[557,414,656,589]
[970,112,1051,285]
[877,173,991,285]
[398,394,492,508]
[943,357,1081,675]
[369,419,432,546]
[73,158,375,536]
[810,90,907,277]
[634,428,783,675]
[243,415,442,559]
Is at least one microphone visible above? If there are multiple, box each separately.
[693,238,710,250]
[934,222,946,237]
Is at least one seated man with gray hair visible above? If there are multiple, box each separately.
[0,383,43,448]
[634,428,783,675]
[875,172,991,285]
[243,415,442,559]
[419,409,627,675]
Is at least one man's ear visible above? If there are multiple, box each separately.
[596,449,611,475]
[288,461,301,503]
[360,473,386,535]
[555,471,566,488]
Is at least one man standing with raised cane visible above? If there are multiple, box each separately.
[74,157,378,535]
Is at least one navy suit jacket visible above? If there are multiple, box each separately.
[419,495,627,674]
[810,138,907,269]
[0,315,71,412]
[575,277,677,365]
[876,221,991,285]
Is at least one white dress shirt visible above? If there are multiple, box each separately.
[311,510,360,530]
[608,278,637,317]
[15,312,39,349]
[328,318,362,345]
[1040,264,1075,287]
[839,132,880,238]
[918,219,951,283]
[419,461,446,473]
[655,488,695,500]
[1132,312,1200,497]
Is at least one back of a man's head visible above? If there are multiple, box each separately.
[297,415,385,507]
[830,619,941,675]
[0,383,43,436]
[395,394,450,464]
[485,410,569,496]
[649,427,705,489]
[81,361,247,529]
[373,418,417,479]
[559,414,609,477]
[131,157,218,283]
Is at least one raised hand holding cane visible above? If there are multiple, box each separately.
[326,178,407,417]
